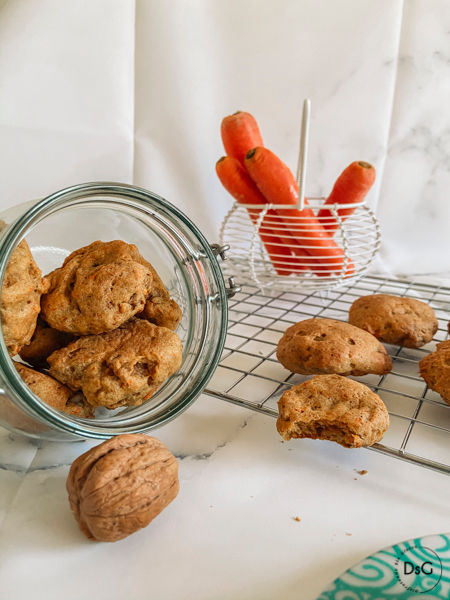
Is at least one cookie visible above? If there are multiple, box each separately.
[349,294,438,348]
[63,397,95,419]
[276,318,391,376]
[435,340,450,351]
[41,241,154,335]
[48,319,183,409]
[419,340,450,405]
[1,222,48,355]
[19,317,77,369]
[15,361,94,418]
[14,361,72,412]
[276,374,389,448]
[137,258,182,331]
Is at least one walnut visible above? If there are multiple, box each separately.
[66,434,179,542]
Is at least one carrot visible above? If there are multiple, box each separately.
[244,147,355,277]
[216,156,310,275]
[221,111,264,166]
[220,111,312,269]
[318,161,376,233]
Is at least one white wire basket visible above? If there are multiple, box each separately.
[219,197,381,293]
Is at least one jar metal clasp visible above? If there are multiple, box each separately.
[210,243,241,298]
[225,276,240,298]
[210,243,229,261]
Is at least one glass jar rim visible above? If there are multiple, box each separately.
[0,182,228,439]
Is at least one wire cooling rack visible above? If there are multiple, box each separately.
[205,274,450,475]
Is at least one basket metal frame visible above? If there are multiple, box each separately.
[219,198,381,293]
[205,274,450,475]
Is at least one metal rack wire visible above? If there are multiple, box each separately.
[205,274,450,475]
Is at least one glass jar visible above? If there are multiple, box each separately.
[0,183,232,441]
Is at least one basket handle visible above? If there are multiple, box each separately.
[295,98,311,212]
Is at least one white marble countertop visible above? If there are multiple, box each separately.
[1,392,449,600]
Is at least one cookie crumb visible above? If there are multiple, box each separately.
[293,516,301,522]
[345,532,352,536]
[355,469,367,475]
[354,477,358,480]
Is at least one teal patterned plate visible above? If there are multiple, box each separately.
[317,533,450,599]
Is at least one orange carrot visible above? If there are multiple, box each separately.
[220,110,312,269]
[318,161,376,233]
[244,147,355,277]
[221,111,264,166]
[216,156,310,275]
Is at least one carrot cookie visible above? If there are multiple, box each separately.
[41,241,154,335]
[349,294,438,348]
[276,318,391,376]
[48,319,182,409]
[137,257,182,331]
[1,222,48,355]
[19,317,77,368]
[419,340,450,405]
[277,374,389,448]
[14,361,93,417]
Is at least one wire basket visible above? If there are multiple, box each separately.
[219,197,381,293]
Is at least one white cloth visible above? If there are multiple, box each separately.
[0,0,448,273]
[0,5,450,600]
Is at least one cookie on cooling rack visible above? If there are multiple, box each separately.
[419,340,450,405]
[349,294,438,348]
[276,318,391,376]
[277,374,389,448]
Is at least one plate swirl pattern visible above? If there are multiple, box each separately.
[317,533,450,599]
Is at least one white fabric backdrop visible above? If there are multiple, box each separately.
[1,5,450,600]
[0,0,448,274]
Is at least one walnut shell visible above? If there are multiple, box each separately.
[66,434,179,542]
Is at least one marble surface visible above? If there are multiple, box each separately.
[1,395,449,600]
[1,2,450,599]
